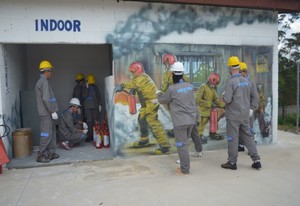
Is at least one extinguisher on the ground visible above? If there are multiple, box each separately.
[210,108,218,133]
[127,89,137,115]
[93,121,102,149]
[100,115,110,148]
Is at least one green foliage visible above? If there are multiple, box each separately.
[278,113,299,126]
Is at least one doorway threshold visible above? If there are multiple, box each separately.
[6,143,115,169]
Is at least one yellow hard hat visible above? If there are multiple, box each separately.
[87,74,95,84]
[75,73,84,81]
[39,60,53,70]
[227,56,240,68]
[239,62,248,71]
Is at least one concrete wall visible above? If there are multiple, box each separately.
[0,0,279,156]
[0,45,27,158]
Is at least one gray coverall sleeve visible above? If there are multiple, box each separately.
[41,81,54,113]
[63,112,78,134]
[157,88,172,104]
[222,80,234,104]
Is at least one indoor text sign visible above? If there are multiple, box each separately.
[35,19,81,32]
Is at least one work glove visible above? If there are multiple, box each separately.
[86,82,89,88]
[151,99,159,104]
[249,109,254,117]
[115,84,123,93]
[51,112,58,120]
[99,105,102,112]
[83,122,88,130]
[83,129,88,134]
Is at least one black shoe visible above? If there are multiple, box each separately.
[252,161,262,169]
[238,145,245,152]
[36,154,50,163]
[49,153,60,160]
[221,162,237,170]
[201,136,208,144]
[167,130,175,137]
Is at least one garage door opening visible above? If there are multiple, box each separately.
[2,43,115,168]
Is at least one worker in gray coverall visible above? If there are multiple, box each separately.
[157,62,197,175]
[35,60,59,163]
[221,56,261,170]
[83,74,102,142]
[58,98,88,150]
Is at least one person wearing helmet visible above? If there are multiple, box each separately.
[58,98,88,150]
[161,53,190,137]
[238,62,259,152]
[35,60,59,163]
[195,72,225,143]
[161,53,190,92]
[221,56,261,170]
[116,61,171,155]
[73,73,86,123]
[157,62,197,175]
[82,74,102,142]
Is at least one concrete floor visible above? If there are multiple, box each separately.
[1,130,300,206]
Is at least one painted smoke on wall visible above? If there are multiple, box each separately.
[105,3,275,155]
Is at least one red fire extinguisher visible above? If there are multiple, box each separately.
[210,108,218,133]
[127,89,137,115]
[100,115,110,148]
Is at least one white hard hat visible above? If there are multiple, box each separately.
[171,62,184,75]
[69,98,81,107]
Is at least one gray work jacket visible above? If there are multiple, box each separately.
[158,80,197,127]
[35,75,59,116]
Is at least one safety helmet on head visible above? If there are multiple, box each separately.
[239,62,248,71]
[39,60,53,71]
[227,56,240,69]
[69,98,81,107]
[75,73,85,81]
[128,62,145,76]
[171,62,184,75]
[87,74,95,84]
[163,54,177,66]
[208,73,220,86]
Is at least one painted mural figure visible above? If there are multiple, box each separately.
[58,98,88,150]
[255,84,270,137]
[35,60,60,163]
[221,56,261,170]
[157,62,197,175]
[116,62,171,155]
[82,74,102,142]
[195,73,225,143]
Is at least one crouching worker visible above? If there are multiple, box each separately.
[58,98,88,150]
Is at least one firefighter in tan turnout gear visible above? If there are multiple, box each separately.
[195,73,225,143]
[35,60,59,163]
[116,61,171,155]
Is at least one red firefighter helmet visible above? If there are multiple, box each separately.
[128,62,145,76]
[163,54,177,66]
[208,73,220,86]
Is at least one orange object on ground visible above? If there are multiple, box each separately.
[0,139,9,174]
[210,108,218,133]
